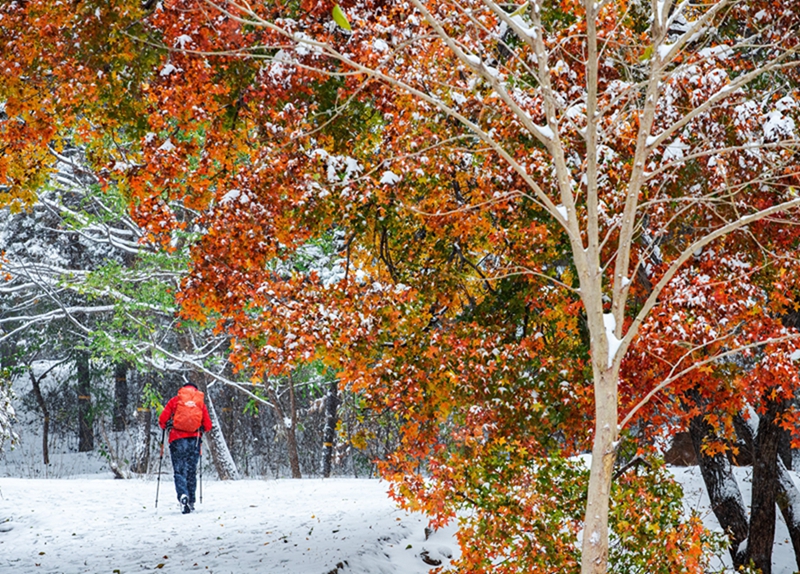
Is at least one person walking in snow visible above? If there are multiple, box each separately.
[159,382,212,514]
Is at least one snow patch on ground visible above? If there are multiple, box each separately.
[0,477,459,574]
[2,444,798,573]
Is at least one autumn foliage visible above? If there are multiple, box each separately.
[2,0,800,572]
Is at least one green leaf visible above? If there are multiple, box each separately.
[332,5,352,31]
[639,45,654,62]
[510,2,529,17]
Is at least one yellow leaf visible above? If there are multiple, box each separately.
[332,5,352,32]
[510,2,529,17]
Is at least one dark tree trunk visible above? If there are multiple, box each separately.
[112,362,129,432]
[321,378,339,478]
[735,410,800,572]
[779,426,793,471]
[287,377,301,479]
[29,369,50,465]
[266,377,302,478]
[689,412,749,567]
[76,350,93,452]
[747,400,784,574]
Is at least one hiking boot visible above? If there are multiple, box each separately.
[180,495,191,514]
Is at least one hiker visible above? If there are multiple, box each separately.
[158,382,212,514]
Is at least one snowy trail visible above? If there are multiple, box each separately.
[0,477,458,574]
[6,468,799,573]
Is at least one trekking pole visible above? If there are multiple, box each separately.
[198,431,204,505]
[155,425,167,509]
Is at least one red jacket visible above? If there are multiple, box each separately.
[158,386,213,443]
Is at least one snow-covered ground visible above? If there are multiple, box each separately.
[1,466,800,573]
[0,476,458,574]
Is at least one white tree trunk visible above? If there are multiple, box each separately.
[130,407,152,475]
[581,368,619,573]
[205,391,240,480]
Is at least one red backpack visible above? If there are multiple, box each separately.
[172,386,205,432]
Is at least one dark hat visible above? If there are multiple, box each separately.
[183,382,199,390]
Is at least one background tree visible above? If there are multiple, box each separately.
[2,1,800,572]
[0,373,17,453]
[0,142,361,480]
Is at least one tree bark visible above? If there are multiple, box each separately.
[130,407,152,474]
[321,378,339,478]
[203,389,240,480]
[779,425,793,470]
[689,412,749,567]
[747,400,784,574]
[581,368,618,574]
[29,369,50,465]
[266,377,302,478]
[735,410,800,572]
[76,350,93,452]
[112,362,128,432]
[287,376,301,478]
[130,373,152,474]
